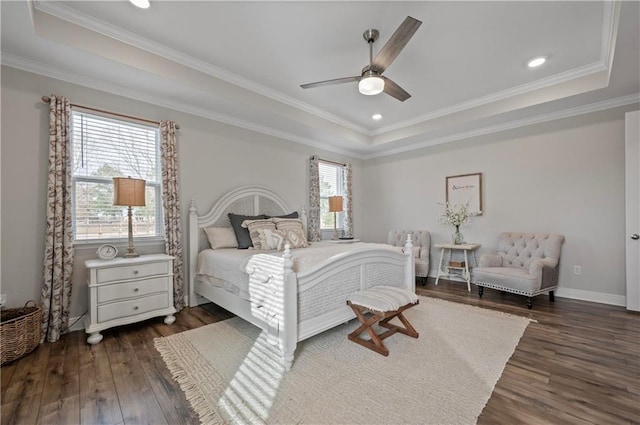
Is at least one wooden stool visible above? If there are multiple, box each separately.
[346,286,419,356]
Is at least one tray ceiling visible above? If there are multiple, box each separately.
[1,1,638,157]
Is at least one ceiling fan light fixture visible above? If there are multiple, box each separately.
[359,73,385,96]
[129,0,150,9]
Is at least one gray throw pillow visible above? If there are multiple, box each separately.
[266,211,299,219]
[228,213,267,249]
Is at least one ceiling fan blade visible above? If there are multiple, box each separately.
[372,16,422,73]
[382,77,411,102]
[300,76,361,89]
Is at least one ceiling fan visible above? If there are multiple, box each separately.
[300,16,422,102]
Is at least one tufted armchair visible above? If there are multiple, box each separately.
[472,232,565,308]
[388,230,431,286]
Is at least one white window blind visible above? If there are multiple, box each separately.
[71,110,163,241]
[319,161,344,229]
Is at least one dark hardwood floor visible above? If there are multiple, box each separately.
[2,279,639,424]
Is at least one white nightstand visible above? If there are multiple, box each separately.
[84,254,176,344]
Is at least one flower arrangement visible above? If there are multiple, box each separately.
[439,202,477,244]
[438,201,477,227]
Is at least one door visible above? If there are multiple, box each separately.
[626,111,640,311]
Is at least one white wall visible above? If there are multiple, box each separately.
[361,108,634,302]
[0,66,363,316]
[1,65,634,315]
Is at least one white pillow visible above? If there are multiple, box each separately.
[203,227,238,249]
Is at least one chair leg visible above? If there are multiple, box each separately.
[478,286,484,298]
[549,290,555,302]
[526,297,533,309]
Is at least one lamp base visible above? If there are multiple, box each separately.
[124,206,139,258]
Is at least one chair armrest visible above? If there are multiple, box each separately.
[529,258,558,277]
[479,254,502,267]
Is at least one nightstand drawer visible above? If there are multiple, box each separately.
[97,293,169,323]
[97,261,169,283]
[97,276,170,304]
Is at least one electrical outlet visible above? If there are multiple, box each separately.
[0,294,6,307]
[573,265,582,275]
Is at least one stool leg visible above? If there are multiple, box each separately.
[379,312,419,338]
[348,305,389,356]
[379,308,419,339]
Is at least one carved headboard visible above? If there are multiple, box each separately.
[188,185,306,304]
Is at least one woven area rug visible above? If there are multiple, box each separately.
[155,296,532,425]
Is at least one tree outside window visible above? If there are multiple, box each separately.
[71,111,163,241]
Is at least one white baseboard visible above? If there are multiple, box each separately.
[554,287,626,307]
[427,273,627,307]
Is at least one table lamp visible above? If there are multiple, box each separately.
[113,177,146,258]
[328,196,343,240]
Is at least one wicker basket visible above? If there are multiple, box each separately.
[1,300,42,366]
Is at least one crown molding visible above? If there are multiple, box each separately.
[601,0,621,72]
[1,53,362,159]
[363,93,640,159]
[372,61,607,137]
[4,52,635,162]
[32,1,620,143]
[32,0,369,136]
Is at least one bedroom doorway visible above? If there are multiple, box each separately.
[625,110,639,311]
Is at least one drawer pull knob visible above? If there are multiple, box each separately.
[133,306,139,311]
[134,288,139,292]
[133,270,139,275]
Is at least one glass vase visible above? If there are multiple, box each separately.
[452,226,464,245]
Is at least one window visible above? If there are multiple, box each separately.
[71,110,163,241]
[319,161,345,230]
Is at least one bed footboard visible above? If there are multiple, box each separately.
[245,246,298,370]
[245,236,414,370]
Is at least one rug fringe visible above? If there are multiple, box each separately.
[154,336,227,425]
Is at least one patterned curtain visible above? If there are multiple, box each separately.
[342,163,353,238]
[308,156,321,242]
[160,121,185,311]
[41,95,74,343]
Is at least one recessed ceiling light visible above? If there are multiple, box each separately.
[527,56,547,68]
[372,114,383,120]
[130,0,150,9]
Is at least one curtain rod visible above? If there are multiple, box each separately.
[41,96,180,130]
[312,155,347,167]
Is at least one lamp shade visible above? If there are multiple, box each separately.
[113,177,146,207]
[328,196,343,212]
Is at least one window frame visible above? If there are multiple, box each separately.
[318,160,345,231]
[70,109,165,244]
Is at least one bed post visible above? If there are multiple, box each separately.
[188,199,199,307]
[404,234,416,293]
[281,244,298,370]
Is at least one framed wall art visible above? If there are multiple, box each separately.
[446,172,483,215]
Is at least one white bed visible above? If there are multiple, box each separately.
[188,185,415,370]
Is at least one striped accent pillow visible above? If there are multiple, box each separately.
[241,219,276,250]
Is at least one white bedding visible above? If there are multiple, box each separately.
[195,242,402,299]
